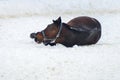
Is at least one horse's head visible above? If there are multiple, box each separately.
[30,17,63,45]
[30,32,43,43]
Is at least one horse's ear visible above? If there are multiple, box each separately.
[52,20,56,23]
[57,17,61,24]
[53,17,62,25]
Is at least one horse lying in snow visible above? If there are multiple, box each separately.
[30,16,101,47]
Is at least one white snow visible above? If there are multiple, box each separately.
[0,0,120,80]
[0,0,120,18]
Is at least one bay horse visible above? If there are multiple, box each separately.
[30,16,101,47]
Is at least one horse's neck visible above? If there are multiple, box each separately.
[62,23,76,37]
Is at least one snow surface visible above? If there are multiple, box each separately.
[0,13,120,80]
[0,0,120,80]
[0,0,120,18]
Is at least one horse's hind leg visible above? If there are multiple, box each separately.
[87,31,101,45]
[86,27,101,45]
[93,31,101,44]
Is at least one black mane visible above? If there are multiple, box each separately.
[63,23,78,32]
[63,23,85,33]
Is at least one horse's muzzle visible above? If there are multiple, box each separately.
[30,33,36,39]
[34,38,41,44]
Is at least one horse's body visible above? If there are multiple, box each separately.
[30,16,101,47]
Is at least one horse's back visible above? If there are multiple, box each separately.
[67,16,101,45]
[67,16,101,30]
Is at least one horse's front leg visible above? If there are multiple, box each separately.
[49,43,56,46]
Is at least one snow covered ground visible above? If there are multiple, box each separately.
[0,13,120,80]
[0,0,120,18]
[0,0,120,80]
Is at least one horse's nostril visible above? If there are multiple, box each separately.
[30,33,36,39]
[34,38,41,44]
